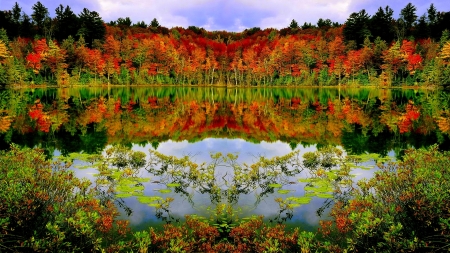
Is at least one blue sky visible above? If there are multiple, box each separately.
[1,0,448,31]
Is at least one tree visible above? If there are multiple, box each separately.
[11,2,21,24]
[301,22,314,29]
[370,6,395,43]
[9,2,22,38]
[414,15,429,39]
[20,13,34,38]
[317,18,332,29]
[117,17,132,27]
[78,8,106,47]
[31,1,49,36]
[289,19,299,29]
[134,21,147,28]
[55,5,80,42]
[343,10,371,48]
[0,40,9,63]
[427,3,437,25]
[150,18,160,28]
[0,10,13,38]
[399,3,417,37]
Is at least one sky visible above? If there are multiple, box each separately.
[1,0,448,32]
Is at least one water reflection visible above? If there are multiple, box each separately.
[0,87,449,157]
[69,140,379,232]
[1,87,449,230]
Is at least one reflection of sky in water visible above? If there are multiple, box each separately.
[68,139,382,232]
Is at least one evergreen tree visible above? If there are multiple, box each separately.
[317,18,332,29]
[55,5,80,42]
[399,3,417,37]
[343,9,371,48]
[78,8,106,47]
[31,1,49,36]
[20,13,34,38]
[9,2,22,38]
[289,19,299,29]
[370,6,394,43]
[134,21,147,28]
[150,18,160,28]
[117,17,132,27]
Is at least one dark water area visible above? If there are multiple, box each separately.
[1,86,449,231]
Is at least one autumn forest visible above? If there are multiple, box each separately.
[2,1,450,252]
[0,2,450,86]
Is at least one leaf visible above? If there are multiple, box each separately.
[115,193,132,198]
[167,183,181,187]
[286,196,313,204]
[136,196,163,204]
[278,189,292,194]
[315,193,334,198]
[156,189,172,194]
[268,183,282,188]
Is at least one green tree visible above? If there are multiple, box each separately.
[414,14,429,39]
[9,2,22,38]
[55,5,80,42]
[370,6,394,43]
[399,3,417,37]
[150,18,160,28]
[289,19,299,29]
[31,1,49,36]
[301,22,314,29]
[20,13,34,38]
[427,3,437,25]
[317,18,332,29]
[78,8,106,47]
[117,17,132,27]
[343,9,371,47]
[134,21,147,28]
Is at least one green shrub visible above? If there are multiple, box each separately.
[320,145,450,252]
[0,145,131,252]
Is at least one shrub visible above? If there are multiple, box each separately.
[320,145,450,252]
[0,145,131,252]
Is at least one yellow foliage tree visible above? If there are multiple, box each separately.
[440,42,450,65]
[0,41,10,63]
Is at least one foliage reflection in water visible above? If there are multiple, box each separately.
[1,86,449,230]
[64,140,387,232]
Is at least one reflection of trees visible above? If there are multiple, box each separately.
[90,145,362,226]
[1,87,450,156]
[146,150,303,206]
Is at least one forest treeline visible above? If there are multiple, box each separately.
[0,1,450,86]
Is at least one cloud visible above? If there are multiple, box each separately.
[3,0,447,32]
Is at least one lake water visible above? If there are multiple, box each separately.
[1,86,449,231]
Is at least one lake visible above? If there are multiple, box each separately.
[1,86,449,232]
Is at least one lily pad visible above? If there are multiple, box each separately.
[156,189,172,194]
[287,203,302,208]
[278,189,292,194]
[286,196,313,204]
[136,196,163,204]
[268,183,282,188]
[316,193,333,199]
[74,164,93,170]
[115,193,132,198]
[167,183,181,187]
